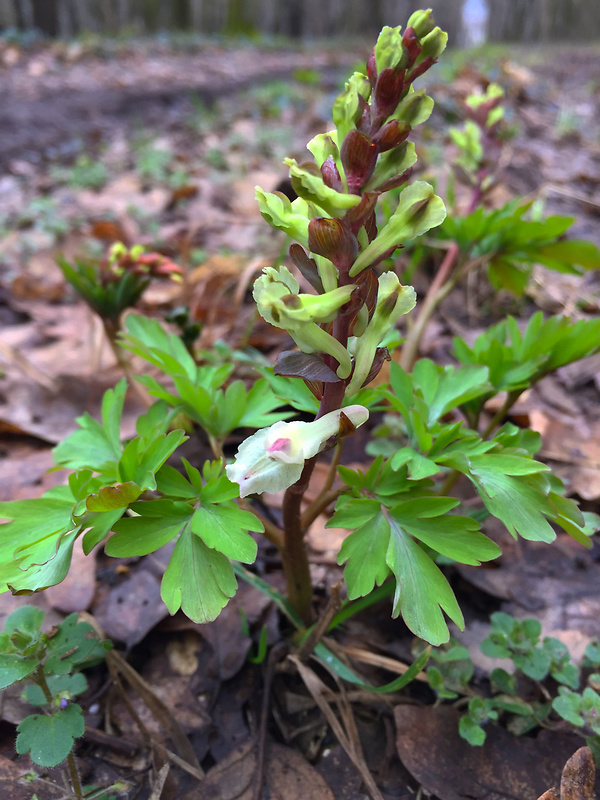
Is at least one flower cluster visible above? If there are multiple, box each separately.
[228,11,448,498]
[254,12,446,400]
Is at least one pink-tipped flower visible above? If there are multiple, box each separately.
[226,406,369,498]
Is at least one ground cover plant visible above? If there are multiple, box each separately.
[1,9,600,800]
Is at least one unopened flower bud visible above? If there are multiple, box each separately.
[321,155,342,190]
[340,131,379,193]
[350,181,445,276]
[402,26,421,67]
[285,158,362,219]
[419,27,448,60]
[374,68,405,121]
[366,48,377,84]
[407,9,435,40]
[374,119,411,151]
[308,217,358,272]
[253,266,354,378]
[374,26,409,74]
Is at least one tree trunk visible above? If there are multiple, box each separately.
[0,0,17,27]
[32,0,59,35]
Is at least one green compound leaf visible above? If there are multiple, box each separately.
[386,515,464,645]
[85,481,141,512]
[192,504,260,563]
[337,503,466,645]
[16,704,85,767]
[387,498,501,565]
[107,499,193,557]
[409,360,491,424]
[442,452,558,543]
[161,525,237,623]
[52,378,126,477]
[337,511,391,598]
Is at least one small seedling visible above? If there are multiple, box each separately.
[0,606,111,798]
[427,613,600,760]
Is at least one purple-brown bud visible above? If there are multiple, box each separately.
[340,131,379,194]
[402,26,422,67]
[321,155,342,191]
[374,119,411,152]
[346,192,378,237]
[366,48,377,85]
[374,68,405,122]
[289,244,323,293]
[308,217,358,272]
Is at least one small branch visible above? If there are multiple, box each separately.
[238,499,284,551]
[400,242,460,372]
[66,752,84,800]
[437,468,462,497]
[481,389,523,439]
[301,486,346,531]
[296,582,343,662]
[102,318,152,408]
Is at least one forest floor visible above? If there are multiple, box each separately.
[1,34,600,800]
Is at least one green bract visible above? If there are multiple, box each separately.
[350,182,446,275]
[345,272,416,395]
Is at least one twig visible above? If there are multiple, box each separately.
[289,655,385,800]
[296,582,343,662]
[102,319,152,409]
[400,242,460,372]
[481,389,523,439]
[251,642,288,800]
[301,486,346,531]
[238,499,284,550]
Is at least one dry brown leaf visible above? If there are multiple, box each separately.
[395,705,587,800]
[93,568,167,646]
[188,739,335,800]
[530,410,600,500]
[0,754,65,800]
[537,747,597,800]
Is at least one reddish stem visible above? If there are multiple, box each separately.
[400,241,460,371]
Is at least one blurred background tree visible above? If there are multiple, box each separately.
[0,0,598,43]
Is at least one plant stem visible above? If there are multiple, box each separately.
[67,752,84,800]
[102,318,152,408]
[481,389,523,439]
[281,456,318,625]
[238,499,284,550]
[400,242,460,372]
[301,486,347,531]
[33,668,84,800]
[296,582,343,662]
[300,441,344,529]
[280,311,350,623]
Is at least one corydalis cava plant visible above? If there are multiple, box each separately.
[2,12,593,654]
[227,12,448,621]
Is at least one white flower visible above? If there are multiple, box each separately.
[226,405,369,498]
